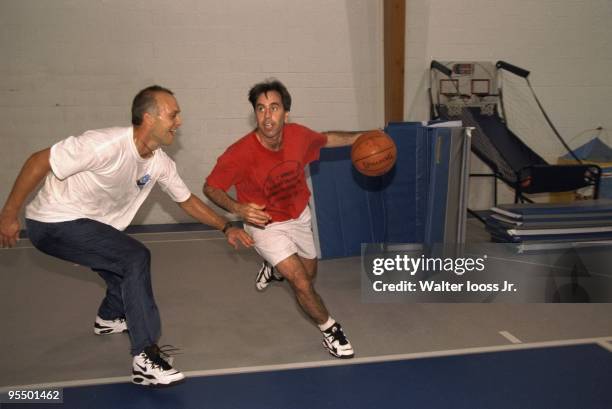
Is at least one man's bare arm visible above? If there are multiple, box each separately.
[203,183,271,227]
[178,194,254,248]
[323,130,364,148]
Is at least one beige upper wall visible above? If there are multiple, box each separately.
[406,0,611,156]
[0,0,384,225]
[9,0,608,220]
[405,0,612,206]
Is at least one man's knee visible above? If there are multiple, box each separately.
[133,245,151,268]
[285,269,314,294]
[300,257,317,278]
[123,245,151,276]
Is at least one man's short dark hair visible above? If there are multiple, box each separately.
[131,85,174,126]
[248,79,292,112]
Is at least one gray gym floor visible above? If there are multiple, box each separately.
[2,219,612,389]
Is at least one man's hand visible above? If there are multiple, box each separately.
[225,227,254,249]
[0,148,51,248]
[203,184,271,226]
[236,203,271,227]
[0,212,20,248]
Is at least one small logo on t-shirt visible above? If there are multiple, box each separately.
[136,174,151,189]
[263,160,303,215]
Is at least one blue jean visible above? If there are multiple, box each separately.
[26,218,161,356]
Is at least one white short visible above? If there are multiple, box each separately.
[244,206,317,267]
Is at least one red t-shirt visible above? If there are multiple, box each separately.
[206,123,327,222]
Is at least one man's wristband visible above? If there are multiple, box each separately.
[221,221,234,234]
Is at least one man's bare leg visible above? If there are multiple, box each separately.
[275,253,328,324]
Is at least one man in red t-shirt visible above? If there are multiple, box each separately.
[205,79,368,359]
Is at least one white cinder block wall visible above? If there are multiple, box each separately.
[405,0,612,208]
[0,0,384,225]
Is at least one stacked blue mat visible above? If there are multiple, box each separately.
[483,199,612,244]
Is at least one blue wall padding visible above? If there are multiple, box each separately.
[382,123,429,243]
[310,146,378,257]
[310,122,429,258]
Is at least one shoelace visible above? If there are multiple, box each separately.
[324,325,348,345]
[145,344,181,370]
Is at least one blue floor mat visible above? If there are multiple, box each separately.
[13,343,612,409]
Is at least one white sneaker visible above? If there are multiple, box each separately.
[94,316,128,335]
[322,322,354,359]
[131,345,185,387]
[255,260,284,291]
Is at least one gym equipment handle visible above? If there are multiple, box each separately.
[496,61,530,78]
[430,60,452,77]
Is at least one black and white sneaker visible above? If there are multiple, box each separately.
[322,322,354,359]
[132,344,185,387]
[94,316,128,335]
[255,260,284,291]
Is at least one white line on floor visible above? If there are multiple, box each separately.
[499,330,522,344]
[3,334,612,393]
[596,340,612,353]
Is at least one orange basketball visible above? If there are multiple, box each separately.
[351,130,397,176]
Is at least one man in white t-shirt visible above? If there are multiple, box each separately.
[0,85,253,387]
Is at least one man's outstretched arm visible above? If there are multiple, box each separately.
[323,130,366,148]
[178,194,254,249]
[203,184,271,227]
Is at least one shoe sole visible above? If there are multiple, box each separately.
[255,279,285,291]
[131,378,186,388]
[94,327,128,335]
[131,372,185,387]
[322,341,355,359]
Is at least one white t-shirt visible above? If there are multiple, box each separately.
[25,126,192,231]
